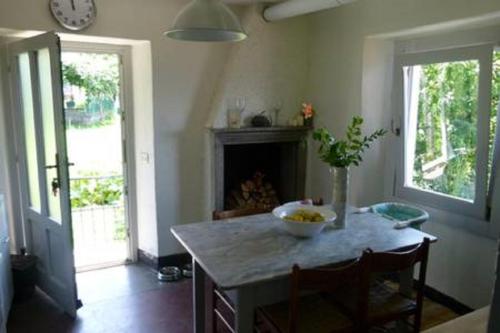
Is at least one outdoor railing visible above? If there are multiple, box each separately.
[70,176,127,268]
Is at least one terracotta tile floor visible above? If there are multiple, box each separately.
[7,264,461,333]
[7,264,193,333]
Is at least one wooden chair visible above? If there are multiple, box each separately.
[255,258,368,333]
[255,238,430,333]
[334,238,431,332]
[212,207,271,221]
[210,207,272,332]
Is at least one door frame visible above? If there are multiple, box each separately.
[61,40,138,264]
[0,42,25,253]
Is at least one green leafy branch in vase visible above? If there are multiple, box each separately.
[312,116,387,168]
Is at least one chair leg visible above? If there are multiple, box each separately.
[413,313,422,333]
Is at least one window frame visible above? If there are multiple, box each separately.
[394,44,494,220]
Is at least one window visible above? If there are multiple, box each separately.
[395,45,499,219]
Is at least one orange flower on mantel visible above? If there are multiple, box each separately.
[301,103,314,119]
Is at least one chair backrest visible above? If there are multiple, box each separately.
[365,238,430,275]
[212,207,271,220]
[358,238,431,329]
[288,258,366,333]
[288,238,431,333]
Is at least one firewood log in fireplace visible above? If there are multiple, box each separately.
[226,172,280,210]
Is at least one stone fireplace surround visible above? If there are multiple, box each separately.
[212,127,309,211]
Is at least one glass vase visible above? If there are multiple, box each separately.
[331,167,349,228]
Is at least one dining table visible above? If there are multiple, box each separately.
[170,207,437,333]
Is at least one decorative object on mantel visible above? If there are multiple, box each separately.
[251,111,272,127]
[301,102,315,128]
[313,116,387,228]
[226,97,246,128]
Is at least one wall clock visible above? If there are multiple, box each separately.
[49,0,97,31]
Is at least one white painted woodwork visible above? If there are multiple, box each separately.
[8,32,77,317]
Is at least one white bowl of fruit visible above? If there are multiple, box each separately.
[272,203,337,238]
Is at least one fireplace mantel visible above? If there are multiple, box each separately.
[211,126,310,145]
[212,127,309,211]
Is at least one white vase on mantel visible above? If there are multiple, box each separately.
[331,167,349,229]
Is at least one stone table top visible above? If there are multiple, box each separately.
[170,211,437,289]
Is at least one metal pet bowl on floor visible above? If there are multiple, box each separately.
[182,263,193,278]
[158,266,182,282]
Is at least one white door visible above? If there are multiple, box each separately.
[0,195,13,333]
[9,32,78,317]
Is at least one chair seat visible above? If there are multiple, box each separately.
[257,294,354,333]
[333,280,416,324]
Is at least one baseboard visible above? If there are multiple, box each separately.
[422,284,473,316]
[137,249,192,270]
[137,249,159,268]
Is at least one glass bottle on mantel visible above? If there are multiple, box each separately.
[331,167,349,228]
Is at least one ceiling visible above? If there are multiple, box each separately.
[223,0,284,3]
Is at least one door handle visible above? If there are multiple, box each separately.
[44,154,74,197]
[51,178,60,196]
[44,162,75,169]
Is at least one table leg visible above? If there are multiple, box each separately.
[235,286,255,333]
[193,259,206,333]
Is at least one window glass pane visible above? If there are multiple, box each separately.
[38,48,61,222]
[18,53,41,210]
[404,60,480,201]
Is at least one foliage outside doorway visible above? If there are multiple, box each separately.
[62,52,129,270]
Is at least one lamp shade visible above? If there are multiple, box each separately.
[164,0,247,42]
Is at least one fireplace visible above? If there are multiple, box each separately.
[213,127,309,211]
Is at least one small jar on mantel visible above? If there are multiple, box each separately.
[227,109,241,129]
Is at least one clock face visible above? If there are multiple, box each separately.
[49,0,96,31]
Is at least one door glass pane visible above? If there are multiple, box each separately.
[38,48,61,222]
[18,53,41,211]
[404,60,480,201]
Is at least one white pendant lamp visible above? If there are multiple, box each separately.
[165,0,247,42]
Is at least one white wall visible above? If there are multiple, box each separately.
[208,6,310,128]
[157,5,311,255]
[307,0,500,308]
[488,240,500,332]
[131,41,158,256]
